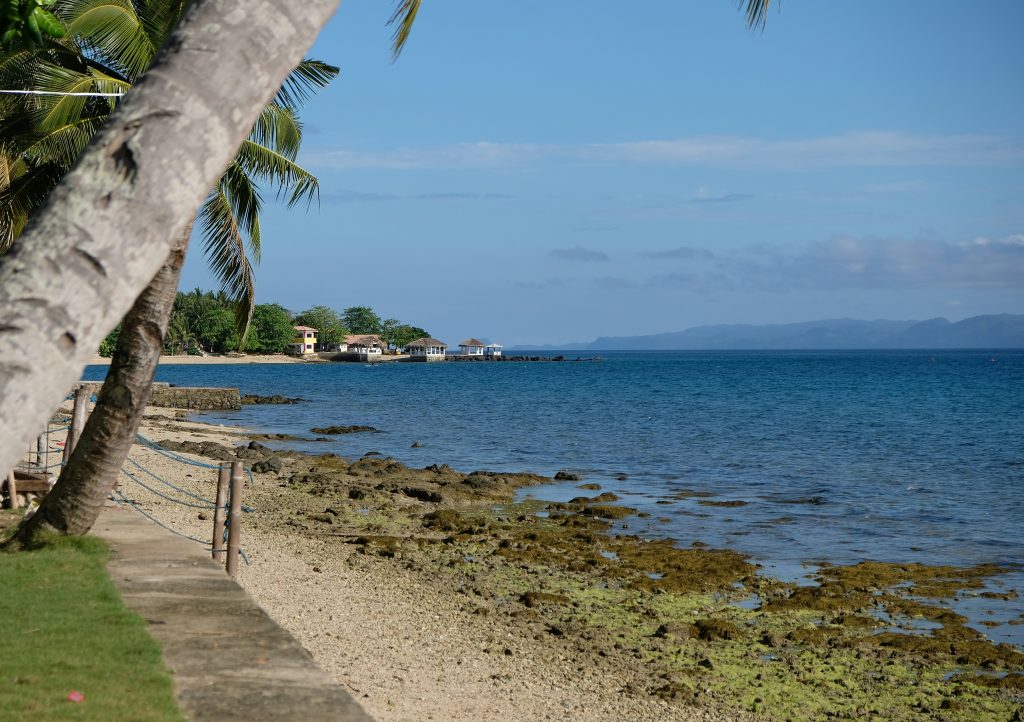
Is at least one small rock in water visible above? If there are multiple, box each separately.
[616,473,629,481]
[411,441,423,448]
[310,425,377,435]
[555,471,581,481]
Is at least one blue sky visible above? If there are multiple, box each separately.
[181,1,1024,346]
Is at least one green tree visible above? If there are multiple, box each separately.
[97,322,120,357]
[343,305,383,335]
[392,324,429,351]
[196,306,239,353]
[294,305,347,345]
[4,0,336,544]
[247,303,295,353]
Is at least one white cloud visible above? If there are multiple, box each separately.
[550,246,610,262]
[314,132,1024,171]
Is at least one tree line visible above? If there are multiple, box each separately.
[97,289,431,356]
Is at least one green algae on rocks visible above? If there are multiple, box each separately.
[239,440,1023,722]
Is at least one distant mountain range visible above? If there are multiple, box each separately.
[515,314,1024,351]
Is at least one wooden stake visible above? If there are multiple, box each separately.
[225,461,244,578]
[62,386,90,464]
[212,463,230,563]
[6,470,19,510]
[35,434,45,472]
[69,386,90,453]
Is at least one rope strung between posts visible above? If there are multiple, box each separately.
[112,486,252,565]
[124,455,219,507]
[120,466,219,510]
[110,490,212,546]
[135,433,225,470]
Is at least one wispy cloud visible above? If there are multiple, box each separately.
[592,276,636,289]
[322,190,397,204]
[551,245,610,262]
[413,192,511,201]
[514,278,567,289]
[689,187,753,204]
[321,189,511,205]
[316,132,1024,171]
[638,246,715,260]
[597,234,1024,293]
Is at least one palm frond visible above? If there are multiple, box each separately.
[388,0,420,60]
[25,63,97,134]
[273,58,338,110]
[0,161,63,252]
[234,139,318,208]
[135,0,188,51]
[743,0,774,30]
[249,103,303,161]
[20,114,107,168]
[59,0,157,81]
[198,187,256,349]
[222,162,262,262]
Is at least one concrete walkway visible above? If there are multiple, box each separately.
[94,508,372,722]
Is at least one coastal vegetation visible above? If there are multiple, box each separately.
[0,513,182,720]
[96,291,434,356]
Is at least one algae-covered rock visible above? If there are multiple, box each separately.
[692,618,741,641]
[310,424,377,434]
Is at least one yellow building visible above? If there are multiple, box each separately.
[290,326,318,355]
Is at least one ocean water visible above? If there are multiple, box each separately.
[84,350,1024,644]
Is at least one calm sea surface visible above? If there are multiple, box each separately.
[85,350,1024,644]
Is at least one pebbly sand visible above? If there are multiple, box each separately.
[89,408,734,722]
[30,399,1023,722]
[87,353,313,366]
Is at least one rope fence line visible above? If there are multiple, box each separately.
[113,444,254,570]
[10,393,256,572]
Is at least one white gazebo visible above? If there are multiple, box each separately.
[407,337,447,362]
[458,338,485,356]
[483,344,503,358]
[346,334,385,360]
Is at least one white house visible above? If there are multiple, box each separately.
[407,337,447,361]
[346,334,385,360]
[458,338,485,356]
[483,343,503,358]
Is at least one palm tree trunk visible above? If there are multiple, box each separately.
[0,0,338,479]
[11,230,189,545]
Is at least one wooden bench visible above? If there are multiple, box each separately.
[3,470,53,508]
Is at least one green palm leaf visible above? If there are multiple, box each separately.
[250,103,303,162]
[58,0,156,81]
[198,185,257,348]
[743,0,774,30]
[388,0,420,60]
[274,58,338,110]
[235,138,319,208]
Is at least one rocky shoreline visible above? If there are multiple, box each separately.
[139,410,1023,722]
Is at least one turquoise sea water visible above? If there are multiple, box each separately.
[85,349,1024,644]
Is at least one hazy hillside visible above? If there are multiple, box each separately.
[517,314,1024,350]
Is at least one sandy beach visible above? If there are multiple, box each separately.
[87,353,313,366]
[27,397,1024,722]
[70,406,735,722]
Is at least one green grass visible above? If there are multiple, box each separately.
[0,531,184,721]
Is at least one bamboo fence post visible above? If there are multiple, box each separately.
[62,386,90,463]
[35,434,45,472]
[212,462,230,563]
[6,469,18,509]
[225,461,244,578]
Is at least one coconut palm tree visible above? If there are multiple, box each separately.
[1,0,337,542]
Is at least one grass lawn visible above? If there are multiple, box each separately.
[0,510,184,721]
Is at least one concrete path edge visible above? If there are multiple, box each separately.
[94,508,373,722]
